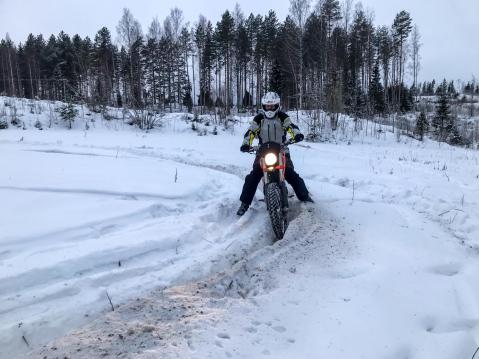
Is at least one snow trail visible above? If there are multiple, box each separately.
[1,110,479,358]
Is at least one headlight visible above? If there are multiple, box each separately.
[264,153,278,166]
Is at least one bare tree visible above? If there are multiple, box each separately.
[116,8,142,49]
[169,8,184,41]
[147,17,162,41]
[233,3,245,26]
[470,75,476,118]
[5,33,16,96]
[313,0,325,14]
[116,8,143,107]
[410,24,421,101]
[341,0,353,33]
[289,0,311,109]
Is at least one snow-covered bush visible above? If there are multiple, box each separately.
[0,105,7,129]
[126,109,162,130]
[34,119,43,130]
[9,105,21,127]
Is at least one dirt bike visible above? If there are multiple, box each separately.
[249,141,294,240]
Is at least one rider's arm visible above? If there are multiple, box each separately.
[279,112,303,140]
[242,114,262,146]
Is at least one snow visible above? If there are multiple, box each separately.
[1,97,479,358]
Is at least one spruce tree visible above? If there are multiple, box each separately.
[57,102,78,129]
[92,27,115,106]
[432,92,452,142]
[414,111,428,141]
[182,83,193,112]
[436,79,447,95]
[368,58,385,115]
[447,80,456,97]
[400,84,413,112]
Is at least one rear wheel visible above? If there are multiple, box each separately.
[265,183,287,240]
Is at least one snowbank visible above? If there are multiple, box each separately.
[1,97,479,358]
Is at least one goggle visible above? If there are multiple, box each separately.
[263,104,279,111]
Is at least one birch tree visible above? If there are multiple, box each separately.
[289,0,311,109]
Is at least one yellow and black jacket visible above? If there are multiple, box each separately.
[242,111,302,148]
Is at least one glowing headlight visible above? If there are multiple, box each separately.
[264,153,278,166]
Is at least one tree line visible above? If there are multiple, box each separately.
[0,0,452,120]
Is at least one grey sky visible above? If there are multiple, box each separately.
[0,0,477,83]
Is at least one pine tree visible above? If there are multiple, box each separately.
[92,27,115,106]
[195,19,214,109]
[303,12,326,108]
[377,26,392,106]
[268,59,282,95]
[130,37,144,108]
[235,21,249,110]
[141,37,158,107]
[391,10,412,110]
[215,10,235,114]
[277,16,300,108]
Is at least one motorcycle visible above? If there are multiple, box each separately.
[249,140,294,240]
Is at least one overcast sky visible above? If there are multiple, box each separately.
[0,0,477,83]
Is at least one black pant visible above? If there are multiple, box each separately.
[240,154,309,205]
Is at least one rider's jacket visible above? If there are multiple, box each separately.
[242,111,302,147]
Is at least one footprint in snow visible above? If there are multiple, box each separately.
[217,332,231,339]
[272,326,287,333]
[429,263,461,277]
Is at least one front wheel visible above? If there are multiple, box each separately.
[265,183,287,240]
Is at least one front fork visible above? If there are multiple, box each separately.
[261,152,289,213]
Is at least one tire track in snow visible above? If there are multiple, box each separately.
[0,141,261,358]
[25,202,349,359]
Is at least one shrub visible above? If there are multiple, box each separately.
[57,103,78,129]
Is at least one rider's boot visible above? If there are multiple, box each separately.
[236,202,249,216]
[302,194,314,203]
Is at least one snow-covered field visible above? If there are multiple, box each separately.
[1,97,479,358]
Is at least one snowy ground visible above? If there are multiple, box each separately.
[1,99,479,358]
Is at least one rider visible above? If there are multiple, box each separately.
[237,91,313,216]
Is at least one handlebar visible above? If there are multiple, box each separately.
[248,140,295,154]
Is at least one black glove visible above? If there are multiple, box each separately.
[294,133,304,143]
[240,144,251,153]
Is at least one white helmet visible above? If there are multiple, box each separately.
[261,92,281,119]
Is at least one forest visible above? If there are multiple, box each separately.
[1,0,478,144]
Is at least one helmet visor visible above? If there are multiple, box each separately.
[263,104,279,111]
